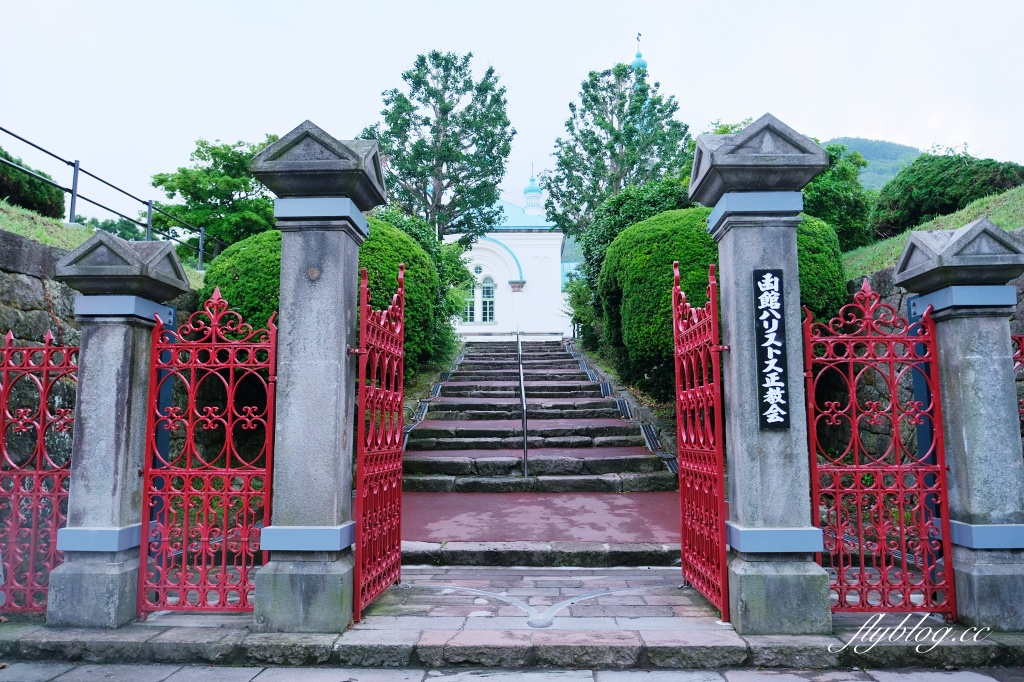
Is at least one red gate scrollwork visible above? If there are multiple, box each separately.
[139,289,276,615]
[672,263,729,622]
[353,265,405,622]
[0,332,77,613]
[1012,334,1023,425]
[804,280,955,617]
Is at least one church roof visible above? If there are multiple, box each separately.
[492,199,556,230]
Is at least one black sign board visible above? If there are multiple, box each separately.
[753,269,790,429]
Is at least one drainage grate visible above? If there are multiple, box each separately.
[615,398,633,420]
[599,382,612,397]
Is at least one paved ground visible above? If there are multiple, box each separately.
[2,664,1024,681]
[402,492,680,543]
[5,567,1024,672]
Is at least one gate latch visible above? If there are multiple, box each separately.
[348,347,367,355]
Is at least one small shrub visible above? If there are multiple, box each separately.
[0,146,65,218]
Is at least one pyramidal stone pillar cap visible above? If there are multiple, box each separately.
[55,231,189,302]
[688,113,828,206]
[251,120,387,211]
[893,217,1024,293]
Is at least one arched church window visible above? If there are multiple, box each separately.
[481,277,495,323]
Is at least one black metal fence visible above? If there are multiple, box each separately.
[0,125,227,269]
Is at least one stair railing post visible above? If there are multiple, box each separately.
[518,330,528,478]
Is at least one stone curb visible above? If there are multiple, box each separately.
[3,622,1024,670]
[400,541,681,567]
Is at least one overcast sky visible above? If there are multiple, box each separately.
[2,0,1022,224]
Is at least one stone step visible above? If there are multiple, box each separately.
[405,434,646,450]
[403,447,664,476]
[440,382,604,398]
[403,470,678,493]
[425,405,619,420]
[450,371,591,382]
[408,418,640,440]
[458,360,580,370]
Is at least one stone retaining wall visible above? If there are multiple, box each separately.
[0,231,79,345]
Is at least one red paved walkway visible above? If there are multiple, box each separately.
[403,491,681,543]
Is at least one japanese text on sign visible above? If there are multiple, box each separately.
[753,269,790,429]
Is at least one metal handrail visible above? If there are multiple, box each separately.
[0,124,228,266]
[517,330,529,477]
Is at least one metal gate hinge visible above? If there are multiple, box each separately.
[348,347,367,355]
[712,345,730,352]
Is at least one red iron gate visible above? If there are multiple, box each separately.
[139,289,276,615]
[0,332,77,613]
[804,280,955,617]
[1012,335,1023,424]
[353,265,405,622]
[671,263,729,622]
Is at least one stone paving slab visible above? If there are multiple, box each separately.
[4,569,1024,672]
[0,666,1020,681]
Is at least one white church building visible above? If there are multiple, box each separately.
[446,176,577,341]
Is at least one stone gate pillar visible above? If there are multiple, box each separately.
[47,232,188,627]
[894,218,1024,630]
[250,121,386,632]
[689,114,832,634]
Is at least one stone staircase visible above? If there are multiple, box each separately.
[404,341,677,493]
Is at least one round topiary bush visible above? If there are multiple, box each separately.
[598,207,716,400]
[358,218,438,370]
[199,229,281,327]
[598,208,846,400]
[200,217,438,374]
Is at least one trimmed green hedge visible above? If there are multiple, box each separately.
[598,208,846,400]
[0,146,65,218]
[872,153,1024,238]
[200,217,439,374]
[358,219,438,370]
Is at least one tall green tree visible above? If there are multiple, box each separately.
[802,143,873,251]
[150,136,277,258]
[361,51,515,245]
[74,214,143,241]
[542,63,690,236]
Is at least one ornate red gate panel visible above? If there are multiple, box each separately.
[353,266,405,622]
[0,332,77,613]
[804,280,955,617]
[671,263,729,622]
[139,289,276,615]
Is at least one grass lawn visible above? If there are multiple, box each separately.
[0,198,205,290]
[843,185,1024,279]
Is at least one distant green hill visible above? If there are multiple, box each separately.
[843,184,1024,279]
[825,137,921,190]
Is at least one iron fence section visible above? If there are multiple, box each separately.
[138,289,276,615]
[0,332,77,613]
[671,263,729,622]
[353,266,405,622]
[804,280,956,618]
